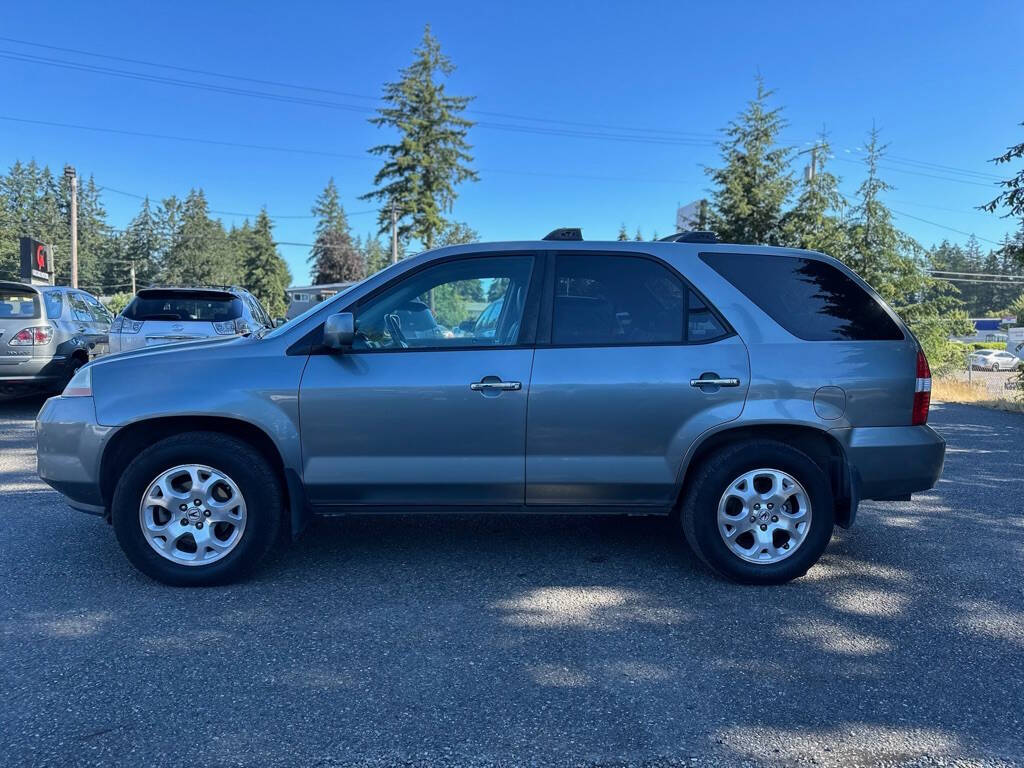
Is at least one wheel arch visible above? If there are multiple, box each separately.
[677,422,855,528]
[99,415,308,538]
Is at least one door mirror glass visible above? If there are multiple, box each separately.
[323,312,355,350]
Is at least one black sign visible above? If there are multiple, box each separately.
[19,237,54,283]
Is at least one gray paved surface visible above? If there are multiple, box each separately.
[1,397,1022,767]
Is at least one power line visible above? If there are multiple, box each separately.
[928,270,1024,280]
[890,208,1005,245]
[0,36,720,140]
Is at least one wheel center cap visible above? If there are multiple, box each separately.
[758,509,772,522]
[186,506,204,523]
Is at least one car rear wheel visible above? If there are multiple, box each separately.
[681,440,835,584]
[112,431,282,586]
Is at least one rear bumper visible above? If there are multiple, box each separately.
[831,424,946,502]
[36,395,116,512]
[0,355,71,385]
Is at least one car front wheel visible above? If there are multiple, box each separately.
[681,440,835,584]
[112,431,283,586]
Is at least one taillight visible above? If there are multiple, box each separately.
[912,347,932,425]
[8,325,53,346]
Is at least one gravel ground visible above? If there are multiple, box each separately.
[0,397,1022,768]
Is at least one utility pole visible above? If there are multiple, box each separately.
[389,201,398,264]
[64,165,78,289]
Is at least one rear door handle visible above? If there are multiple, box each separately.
[471,379,522,392]
[690,377,741,388]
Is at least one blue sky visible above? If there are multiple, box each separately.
[1,0,1021,284]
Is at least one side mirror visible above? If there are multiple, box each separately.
[323,312,355,351]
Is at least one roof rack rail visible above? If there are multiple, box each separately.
[542,227,583,241]
[657,230,719,244]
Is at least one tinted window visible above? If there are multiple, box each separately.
[78,292,112,322]
[552,254,726,345]
[68,293,94,323]
[701,253,904,341]
[124,291,243,322]
[0,288,41,319]
[353,256,534,350]
[43,291,63,319]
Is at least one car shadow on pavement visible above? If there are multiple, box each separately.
[2,401,1021,766]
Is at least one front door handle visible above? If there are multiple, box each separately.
[471,378,522,392]
[690,377,741,388]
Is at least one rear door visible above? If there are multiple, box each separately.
[525,252,749,509]
[0,285,43,370]
[76,291,112,357]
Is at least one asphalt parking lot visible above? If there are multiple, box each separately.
[1,398,1022,768]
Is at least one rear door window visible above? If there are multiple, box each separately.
[550,253,729,345]
[0,288,41,319]
[69,293,94,323]
[124,291,243,322]
[700,252,904,341]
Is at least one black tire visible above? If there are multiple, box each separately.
[680,440,834,585]
[112,431,283,586]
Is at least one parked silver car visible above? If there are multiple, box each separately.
[969,348,1021,371]
[0,280,110,397]
[36,231,945,587]
[109,286,273,353]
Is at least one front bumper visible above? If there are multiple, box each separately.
[36,396,116,514]
[831,424,946,502]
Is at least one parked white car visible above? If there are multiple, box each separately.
[109,287,273,353]
[969,349,1021,371]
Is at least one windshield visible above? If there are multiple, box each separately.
[0,288,41,319]
[124,290,242,322]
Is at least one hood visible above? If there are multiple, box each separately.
[92,332,250,367]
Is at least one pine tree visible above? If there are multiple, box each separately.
[362,235,391,276]
[616,223,628,241]
[982,120,1024,269]
[634,228,643,241]
[163,189,235,286]
[845,127,972,371]
[122,197,163,291]
[780,135,851,259]
[438,221,479,246]
[360,25,478,250]
[705,77,795,245]
[240,210,291,317]
[309,179,363,284]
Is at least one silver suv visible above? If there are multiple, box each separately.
[36,232,945,586]
[109,286,273,353]
[0,280,111,397]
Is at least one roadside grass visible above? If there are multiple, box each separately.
[933,376,1024,414]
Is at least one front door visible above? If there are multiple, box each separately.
[299,253,539,508]
[526,252,750,509]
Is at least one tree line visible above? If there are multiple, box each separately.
[2,26,1023,367]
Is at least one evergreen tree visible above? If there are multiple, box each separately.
[845,127,972,371]
[310,178,364,284]
[438,220,479,246]
[617,223,629,241]
[361,25,477,250]
[362,235,392,276]
[705,77,794,245]
[634,228,643,241]
[982,120,1024,269]
[163,189,235,286]
[780,136,851,259]
[240,210,291,317]
[122,197,163,291]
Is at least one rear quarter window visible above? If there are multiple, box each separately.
[700,252,904,341]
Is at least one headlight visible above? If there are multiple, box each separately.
[63,366,93,397]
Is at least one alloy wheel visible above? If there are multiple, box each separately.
[716,468,812,565]
[139,464,247,566]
